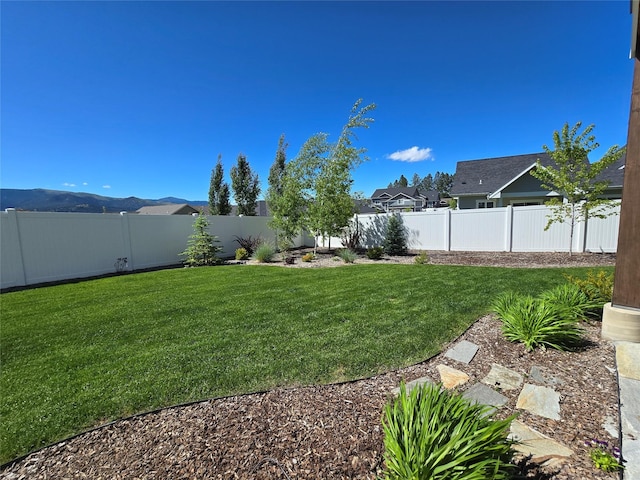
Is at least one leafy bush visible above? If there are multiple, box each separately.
[366,246,384,260]
[492,292,584,351]
[565,270,614,306]
[383,215,408,256]
[235,247,249,260]
[336,248,357,264]
[414,251,429,264]
[302,252,315,262]
[383,382,516,480]
[253,242,276,263]
[234,235,262,256]
[540,284,601,321]
[180,214,223,266]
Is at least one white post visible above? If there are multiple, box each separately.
[4,209,27,287]
[504,205,513,252]
[444,209,451,251]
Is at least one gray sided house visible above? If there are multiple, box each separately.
[370,187,440,212]
[450,152,625,209]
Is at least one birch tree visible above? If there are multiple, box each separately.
[531,122,625,254]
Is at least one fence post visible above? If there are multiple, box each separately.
[120,212,134,271]
[4,209,27,287]
[444,209,451,251]
[504,205,513,252]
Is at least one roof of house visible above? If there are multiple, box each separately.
[595,151,626,187]
[422,190,441,201]
[450,152,555,197]
[136,204,199,215]
[371,187,424,199]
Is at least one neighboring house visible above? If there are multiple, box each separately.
[370,187,431,212]
[136,204,200,215]
[450,152,625,209]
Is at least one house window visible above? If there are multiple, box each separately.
[511,201,541,207]
[477,201,495,209]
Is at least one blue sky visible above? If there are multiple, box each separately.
[1,1,635,201]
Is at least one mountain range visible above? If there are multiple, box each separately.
[0,188,208,213]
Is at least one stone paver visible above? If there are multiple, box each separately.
[509,420,573,468]
[529,365,564,386]
[391,376,434,396]
[462,383,507,413]
[482,364,523,391]
[444,340,479,364]
[436,364,469,389]
[616,341,640,381]
[619,375,640,480]
[516,383,560,420]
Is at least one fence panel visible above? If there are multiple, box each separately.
[585,208,620,253]
[511,206,570,252]
[450,208,507,251]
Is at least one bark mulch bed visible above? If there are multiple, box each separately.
[1,252,619,480]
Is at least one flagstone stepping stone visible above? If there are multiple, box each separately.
[529,365,564,386]
[462,383,507,413]
[516,384,560,420]
[482,364,523,391]
[444,340,479,364]
[602,415,618,438]
[391,376,434,396]
[436,364,469,389]
[509,420,573,468]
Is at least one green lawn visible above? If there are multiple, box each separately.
[0,264,610,464]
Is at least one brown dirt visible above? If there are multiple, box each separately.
[1,252,619,480]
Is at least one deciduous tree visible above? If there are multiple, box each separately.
[230,154,261,216]
[208,155,232,215]
[531,122,625,255]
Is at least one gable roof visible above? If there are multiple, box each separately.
[450,152,555,197]
[136,204,199,215]
[595,151,625,187]
[371,187,424,199]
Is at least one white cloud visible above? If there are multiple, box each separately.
[63,182,77,187]
[82,182,88,186]
[387,146,434,163]
[102,185,112,189]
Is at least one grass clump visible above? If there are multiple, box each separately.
[492,292,584,351]
[540,283,601,321]
[336,248,358,263]
[253,242,276,263]
[366,246,384,260]
[383,382,516,479]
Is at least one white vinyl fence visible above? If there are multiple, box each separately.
[1,205,619,289]
[319,204,620,254]
[0,210,311,289]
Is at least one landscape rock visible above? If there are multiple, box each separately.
[444,340,479,364]
[481,363,523,390]
[435,364,469,389]
[516,384,560,420]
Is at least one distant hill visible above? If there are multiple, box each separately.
[157,197,208,206]
[0,189,207,213]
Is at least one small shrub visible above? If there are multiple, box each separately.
[366,246,384,260]
[234,235,262,256]
[383,382,516,480]
[235,247,249,260]
[253,242,276,263]
[565,270,614,306]
[336,248,357,264]
[414,251,429,264]
[383,215,408,256]
[492,292,584,351]
[540,284,601,321]
[302,252,315,262]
